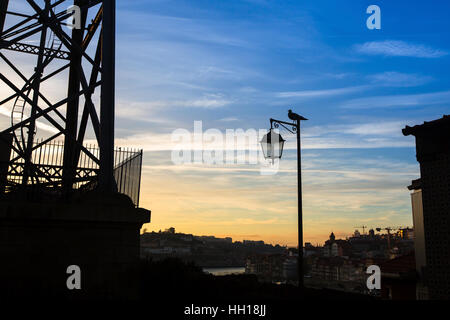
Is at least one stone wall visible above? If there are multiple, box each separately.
[0,194,150,300]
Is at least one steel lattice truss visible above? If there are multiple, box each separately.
[0,0,116,193]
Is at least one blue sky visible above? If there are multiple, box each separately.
[2,0,450,245]
[113,0,450,149]
[109,0,450,244]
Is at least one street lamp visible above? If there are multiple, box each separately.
[260,109,308,291]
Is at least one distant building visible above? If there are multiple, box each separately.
[282,257,298,281]
[403,115,450,300]
[141,231,286,268]
[329,232,335,242]
[340,259,365,283]
[398,227,414,240]
[304,244,320,257]
[306,228,415,295]
[197,235,233,244]
[380,252,416,300]
[408,179,427,299]
[323,233,351,257]
[165,227,176,234]
[245,254,284,282]
[310,257,343,281]
[243,240,265,246]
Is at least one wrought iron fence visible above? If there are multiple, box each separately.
[2,138,143,207]
[114,147,143,208]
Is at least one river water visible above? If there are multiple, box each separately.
[202,266,246,276]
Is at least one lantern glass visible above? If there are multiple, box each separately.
[260,129,285,160]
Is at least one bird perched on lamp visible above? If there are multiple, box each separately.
[288,109,308,121]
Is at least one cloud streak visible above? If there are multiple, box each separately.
[368,72,433,87]
[355,40,447,58]
[341,90,450,109]
[276,86,367,98]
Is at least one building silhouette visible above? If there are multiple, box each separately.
[403,115,450,299]
[380,252,416,300]
[408,179,427,298]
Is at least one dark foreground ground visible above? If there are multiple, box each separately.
[138,258,376,318]
[140,258,374,302]
[3,258,437,317]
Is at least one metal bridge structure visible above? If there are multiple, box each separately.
[0,0,142,206]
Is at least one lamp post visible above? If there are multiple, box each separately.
[260,109,307,291]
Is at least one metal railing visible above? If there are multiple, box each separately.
[114,148,143,208]
[2,139,143,207]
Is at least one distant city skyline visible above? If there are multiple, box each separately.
[145,225,412,247]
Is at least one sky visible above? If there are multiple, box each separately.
[2,0,450,246]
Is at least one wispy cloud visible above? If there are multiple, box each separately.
[116,95,232,122]
[367,72,433,87]
[305,121,412,137]
[218,117,239,122]
[301,136,414,149]
[188,95,232,108]
[341,121,408,136]
[355,40,447,58]
[110,117,415,154]
[276,86,367,98]
[0,106,59,135]
[295,120,417,149]
[119,12,248,47]
[341,90,450,109]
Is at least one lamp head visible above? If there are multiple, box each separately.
[260,129,286,160]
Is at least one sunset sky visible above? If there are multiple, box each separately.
[2,1,450,246]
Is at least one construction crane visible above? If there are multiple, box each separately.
[354,225,368,235]
[376,227,401,250]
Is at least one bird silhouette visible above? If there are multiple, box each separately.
[288,109,307,121]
